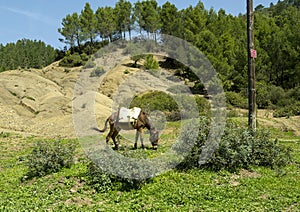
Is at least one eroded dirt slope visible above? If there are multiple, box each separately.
[0,58,299,138]
[0,62,112,138]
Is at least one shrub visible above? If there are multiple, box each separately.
[195,96,211,117]
[256,82,272,109]
[269,85,285,105]
[286,86,300,101]
[273,101,300,117]
[86,160,148,192]
[84,60,96,69]
[59,53,84,67]
[130,91,179,119]
[80,53,89,62]
[25,140,76,178]
[86,161,113,193]
[144,54,159,70]
[130,91,211,121]
[225,92,247,109]
[90,66,105,77]
[174,117,210,170]
[176,119,292,171]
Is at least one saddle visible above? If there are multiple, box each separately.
[117,107,141,124]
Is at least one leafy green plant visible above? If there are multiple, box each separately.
[195,96,211,117]
[25,140,76,178]
[144,54,159,70]
[225,92,248,109]
[59,53,85,67]
[273,101,300,117]
[176,119,292,171]
[130,91,210,121]
[86,161,113,192]
[86,160,148,193]
[130,91,179,119]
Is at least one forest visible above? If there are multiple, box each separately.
[0,0,299,115]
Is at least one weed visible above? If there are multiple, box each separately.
[24,139,76,179]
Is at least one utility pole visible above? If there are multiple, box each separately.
[247,0,257,132]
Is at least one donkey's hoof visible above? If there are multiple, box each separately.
[133,144,137,149]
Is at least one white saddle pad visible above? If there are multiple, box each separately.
[118,107,141,123]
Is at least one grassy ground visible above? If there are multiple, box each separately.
[0,121,300,211]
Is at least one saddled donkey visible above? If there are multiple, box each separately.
[93,111,159,150]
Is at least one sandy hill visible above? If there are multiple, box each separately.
[0,55,185,138]
[0,61,113,138]
[0,57,299,138]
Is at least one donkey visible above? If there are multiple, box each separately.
[93,110,159,150]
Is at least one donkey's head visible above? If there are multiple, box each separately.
[149,129,159,150]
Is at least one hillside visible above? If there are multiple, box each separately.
[0,55,186,138]
[0,62,112,138]
[0,58,299,139]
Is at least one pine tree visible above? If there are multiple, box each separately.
[115,0,133,40]
[96,6,117,42]
[80,3,97,53]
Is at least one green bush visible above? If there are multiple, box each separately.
[225,92,248,109]
[286,86,300,101]
[59,53,84,67]
[86,160,148,192]
[273,101,300,117]
[176,119,292,171]
[144,54,159,70]
[59,52,90,67]
[195,96,211,117]
[25,140,76,178]
[130,91,211,121]
[256,82,272,108]
[207,127,291,171]
[174,117,210,169]
[269,85,285,105]
[90,66,105,77]
[130,91,179,120]
[84,60,96,69]
[86,162,113,193]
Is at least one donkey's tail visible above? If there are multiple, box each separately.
[91,118,109,133]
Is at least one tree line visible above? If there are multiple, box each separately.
[0,39,58,72]
[58,0,300,92]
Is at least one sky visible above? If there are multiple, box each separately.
[0,0,277,49]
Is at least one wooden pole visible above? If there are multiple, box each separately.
[247,0,256,132]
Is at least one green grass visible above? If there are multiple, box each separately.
[0,124,300,211]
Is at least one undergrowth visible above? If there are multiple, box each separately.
[176,118,292,172]
[25,139,76,179]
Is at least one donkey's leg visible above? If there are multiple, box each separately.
[140,132,145,149]
[134,131,139,149]
[111,129,119,150]
[106,128,114,144]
